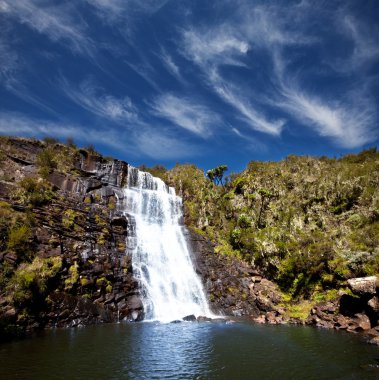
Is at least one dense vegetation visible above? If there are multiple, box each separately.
[163,149,379,302]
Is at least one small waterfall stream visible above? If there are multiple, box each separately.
[122,166,212,322]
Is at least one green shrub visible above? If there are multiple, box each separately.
[14,177,55,207]
[9,256,62,306]
[36,148,58,178]
[237,213,252,229]
[7,225,31,256]
[65,261,79,290]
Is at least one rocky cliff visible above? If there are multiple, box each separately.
[0,137,281,340]
[0,137,143,340]
[0,137,378,345]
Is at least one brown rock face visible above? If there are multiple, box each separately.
[0,139,146,339]
[188,231,282,318]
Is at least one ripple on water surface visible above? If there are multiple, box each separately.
[1,322,379,380]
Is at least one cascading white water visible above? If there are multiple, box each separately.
[122,166,212,322]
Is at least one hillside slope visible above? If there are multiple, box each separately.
[165,151,379,298]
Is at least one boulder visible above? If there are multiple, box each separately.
[127,295,143,310]
[347,276,378,297]
[197,316,212,322]
[183,314,196,322]
[368,296,379,313]
[347,313,371,332]
[368,336,379,346]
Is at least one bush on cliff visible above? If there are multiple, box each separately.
[8,256,62,307]
[12,177,56,207]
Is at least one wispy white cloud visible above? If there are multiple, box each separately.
[182,27,284,136]
[84,0,126,21]
[0,39,19,83]
[0,112,126,149]
[182,28,249,66]
[84,0,169,26]
[335,14,379,71]
[0,111,199,160]
[135,130,198,160]
[270,43,378,148]
[61,78,139,122]
[0,0,94,55]
[151,94,220,137]
[277,85,377,148]
[181,1,378,147]
[158,48,183,82]
[238,2,318,48]
[210,71,285,136]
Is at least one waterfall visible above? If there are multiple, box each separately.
[122,166,212,322]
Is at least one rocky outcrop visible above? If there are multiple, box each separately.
[188,231,282,318]
[0,138,145,339]
[305,276,379,344]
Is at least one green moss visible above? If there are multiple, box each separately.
[96,277,107,287]
[311,288,339,303]
[36,147,58,178]
[283,300,313,321]
[64,261,79,290]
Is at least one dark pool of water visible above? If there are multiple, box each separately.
[0,321,378,379]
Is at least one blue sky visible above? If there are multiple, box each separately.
[0,0,378,173]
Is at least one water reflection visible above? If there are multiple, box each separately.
[123,322,214,379]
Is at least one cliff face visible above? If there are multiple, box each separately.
[0,137,144,339]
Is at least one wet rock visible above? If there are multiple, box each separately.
[127,295,143,310]
[252,315,266,324]
[104,294,115,305]
[101,186,115,198]
[84,178,103,193]
[368,296,379,313]
[352,313,371,331]
[334,315,349,330]
[4,307,16,318]
[4,252,17,264]
[48,172,79,192]
[188,231,262,318]
[368,336,379,346]
[114,293,125,303]
[111,216,128,229]
[197,316,212,322]
[58,309,70,319]
[130,310,144,322]
[366,328,379,338]
[183,314,196,322]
